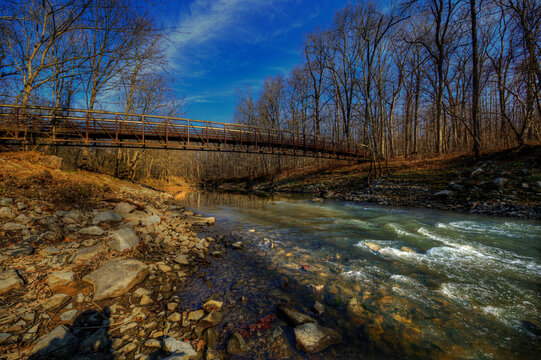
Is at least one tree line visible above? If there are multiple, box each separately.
[234,0,540,166]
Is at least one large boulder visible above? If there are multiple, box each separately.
[83,259,149,301]
[0,269,24,295]
[31,325,79,359]
[294,322,342,353]
[109,229,139,251]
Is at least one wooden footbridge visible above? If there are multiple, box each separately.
[0,104,369,160]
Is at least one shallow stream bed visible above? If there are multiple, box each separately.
[174,191,541,359]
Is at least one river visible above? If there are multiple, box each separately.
[173,191,541,359]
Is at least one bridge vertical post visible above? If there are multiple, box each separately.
[142,115,145,145]
[85,113,89,143]
[165,119,168,146]
[187,120,190,147]
[224,124,227,147]
[115,114,119,143]
[206,122,209,147]
[15,108,19,139]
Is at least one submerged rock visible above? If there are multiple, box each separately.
[227,332,248,355]
[184,215,215,226]
[294,322,342,353]
[277,305,315,326]
[83,259,149,300]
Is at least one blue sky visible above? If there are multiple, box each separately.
[160,0,353,122]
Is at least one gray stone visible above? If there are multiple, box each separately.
[493,177,508,188]
[163,337,198,359]
[184,215,215,226]
[173,254,189,265]
[434,190,453,199]
[232,241,243,249]
[2,222,27,231]
[78,226,105,236]
[312,301,325,315]
[47,271,75,288]
[42,294,71,311]
[227,332,248,355]
[187,310,205,321]
[294,322,342,353]
[17,202,26,210]
[5,242,33,256]
[60,310,78,322]
[109,228,140,251]
[141,215,161,227]
[114,202,136,215]
[71,245,104,263]
[62,210,81,224]
[32,325,79,358]
[203,328,219,349]
[78,328,110,353]
[0,207,14,219]
[277,305,315,326]
[83,259,149,300]
[14,214,30,223]
[92,211,122,225]
[201,310,223,326]
[0,198,13,206]
[39,246,60,256]
[48,254,70,269]
[0,333,12,344]
[0,269,24,295]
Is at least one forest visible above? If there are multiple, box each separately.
[0,0,540,182]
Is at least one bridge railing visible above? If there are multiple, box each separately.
[0,104,368,158]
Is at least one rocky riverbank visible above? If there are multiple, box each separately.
[0,151,346,359]
[207,147,541,220]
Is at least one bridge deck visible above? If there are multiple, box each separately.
[0,104,368,160]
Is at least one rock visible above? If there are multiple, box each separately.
[40,246,60,256]
[205,348,221,360]
[0,207,14,219]
[78,226,105,236]
[203,300,223,311]
[184,215,215,226]
[144,339,161,348]
[47,271,75,288]
[141,215,161,227]
[232,241,243,249]
[83,259,149,301]
[173,254,189,265]
[70,245,104,262]
[32,325,78,358]
[187,310,205,321]
[163,337,198,359]
[0,198,13,206]
[92,211,122,225]
[294,322,342,353]
[201,310,223,326]
[60,309,78,322]
[109,228,140,251]
[78,328,110,353]
[5,242,33,256]
[203,328,219,349]
[0,269,24,295]
[75,293,85,303]
[114,202,136,215]
[434,190,453,199]
[0,333,12,344]
[134,288,151,297]
[401,246,416,253]
[62,210,81,224]
[17,202,26,210]
[42,294,71,311]
[140,295,152,306]
[493,177,508,188]
[310,197,323,203]
[312,302,325,315]
[364,242,381,252]
[167,312,181,322]
[470,168,484,177]
[3,222,27,231]
[14,213,30,223]
[227,332,248,355]
[48,254,70,269]
[277,305,315,326]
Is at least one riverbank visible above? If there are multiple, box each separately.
[206,146,541,220]
[0,151,238,359]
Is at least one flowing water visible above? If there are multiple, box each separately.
[174,191,541,359]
